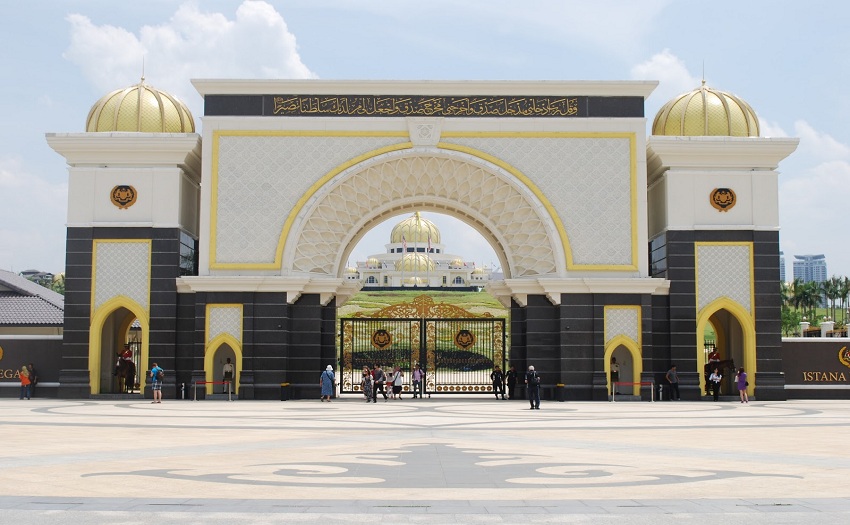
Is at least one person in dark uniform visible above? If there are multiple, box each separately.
[490,366,506,400]
[525,365,541,409]
[506,365,518,400]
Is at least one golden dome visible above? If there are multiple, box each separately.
[390,212,440,244]
[402,276,427,286]
[366,257,380,268]
[86,78,195,133]
[472,267,485,275]
[450,258,464,268]
[395,253,435,272]
[344,266,358,274]
[652,81,759,137]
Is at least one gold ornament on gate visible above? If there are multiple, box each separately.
[371,329,392,350]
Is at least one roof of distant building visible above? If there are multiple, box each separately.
[0,269,64,326]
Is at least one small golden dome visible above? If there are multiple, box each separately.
[450,258,464,268]
[86,78,195,133]
[395,253,435,272]
[652,81,759,137]
[472,267,485,275]
[366,257,380,268]
[344,266,358,274]
[390,212,440,244]
[402,276,427,286]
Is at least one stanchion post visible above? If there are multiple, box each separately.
[193,381,197,401]
[227,381,232,402]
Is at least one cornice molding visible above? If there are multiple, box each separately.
[176,276,362,306]
[192,79,658,99]
[486,278,670,307]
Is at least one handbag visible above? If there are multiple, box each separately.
[745,381,749,386]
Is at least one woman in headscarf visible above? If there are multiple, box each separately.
[320,365,335,402]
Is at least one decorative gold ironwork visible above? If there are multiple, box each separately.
[272,95,580,118]
[341,320,354,391]
[355,295,492,319]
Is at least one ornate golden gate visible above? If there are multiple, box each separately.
[340,296,506,394]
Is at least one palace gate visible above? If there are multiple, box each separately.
[339,296,506,395]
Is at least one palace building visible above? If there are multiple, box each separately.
[40,77,802,401]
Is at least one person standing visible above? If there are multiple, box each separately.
[222,358,235,394]
[19,365,31,400]
[736,367,749,403]
[525,365,541,409]
[666,365,680,401]
[390,366,403,400]
[490,366,506,400]
[709,367,722,402]
[371,364,388,403]
[361,366,373,402]
[506,365,518,400]
[412,363,424,399]
[320,365,335,402]
[27,363,37,398]
[150,362,163,403]
[610,357,620,395]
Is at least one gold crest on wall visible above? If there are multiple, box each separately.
[111,185,137,209]
[710,188,736,212]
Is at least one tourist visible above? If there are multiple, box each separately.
[506,365,518,400]
[361,366,373,402]
[736,367,749,403]
[525,365,541,409]
[320,365,335,402]
[372,365,388,403]
[666,365,680,400]
[412,363,424,399]
[709,367,722,401]
[150,362,163,403]
[19,365,31,400]
[390,366,403,399]
[490,365,506,400]
[26,363,37,398]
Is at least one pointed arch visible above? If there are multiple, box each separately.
[204,334,243,395]
[89,296,149,395]
[696,297,756,396]
[604,335,643,396]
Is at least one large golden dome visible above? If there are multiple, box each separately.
[86,78,195,133]
[652,81,759,137]
[390,212,440,244]
[395,253,435,272]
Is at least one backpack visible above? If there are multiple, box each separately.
[154,368,163,382]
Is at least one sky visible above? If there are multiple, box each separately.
[2,0,849,279]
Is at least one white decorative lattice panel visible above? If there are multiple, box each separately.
[605,307,639,345]
[207,305,243,343]
[93,241,150,311]
[697,244,752,314]
[215,135,406,264]
[445,137,633,266]
[291,153,559,277]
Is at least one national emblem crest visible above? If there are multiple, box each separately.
[839,346,850,369]
[111,185,137,209]
[454,329,476,350]
[371,329,392,350]
[710,188,736,212]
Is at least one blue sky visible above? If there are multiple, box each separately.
[2,1,849,278]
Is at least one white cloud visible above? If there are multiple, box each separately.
[759,119,788,139]
[63,0,315,118]
[631,49,700,112]
[779,159,850,277]
[0,158,68,274]
[794,120,850,161]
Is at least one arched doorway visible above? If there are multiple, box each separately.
[604,337,642,396]
[88,298,149,395]
[696,299,755,397]
[205,338,241,396]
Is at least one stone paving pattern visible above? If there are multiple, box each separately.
[1,396,849,523]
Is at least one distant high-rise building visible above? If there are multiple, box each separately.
[792,254,827,283]
[779,251,786,283]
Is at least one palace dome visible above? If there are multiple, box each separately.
[366,257,381,268]
[390,212,441,244]
[450,258,465,268]
[472,267,485,275]
[344,266,358,275]
[395,253,435,272]
[652,81,759,137]
[402,276,427,286]
[86,78,195,133]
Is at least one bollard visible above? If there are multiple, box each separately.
[658,384,664,401]
[180,382,185,400]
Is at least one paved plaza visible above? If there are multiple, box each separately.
[1,396,849,524]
